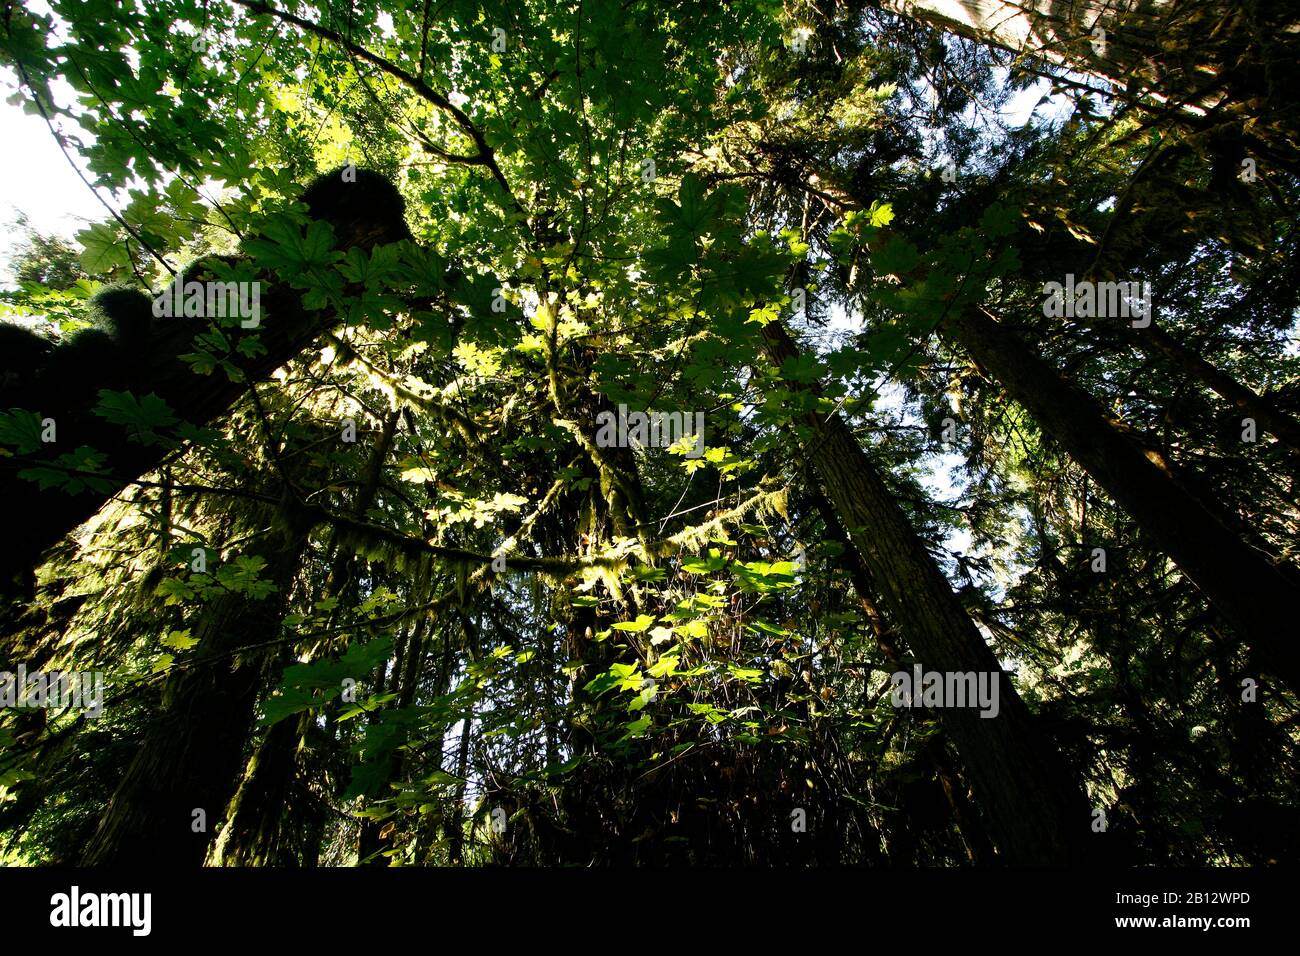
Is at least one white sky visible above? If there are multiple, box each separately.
[0,0,102,283]
[0,72,104,283]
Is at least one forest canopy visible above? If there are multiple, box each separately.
[0,0,1296,867]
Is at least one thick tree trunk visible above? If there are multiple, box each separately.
[807,486,996,861]
[875,0,1300,170]
[762,321,1092,864]
[80,499,314,865]
[215,412,402,866]
[879,0,1165,90]
[209,711,309,866]
[0,174,409,590]
[945,305,1300,693]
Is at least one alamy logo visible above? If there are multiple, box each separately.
[152,277,261,328]
[0,665,104,717]
[595,404,705,459]
[50,886,151,936]
[890,665,1000,719]
[1041,274,1152,327]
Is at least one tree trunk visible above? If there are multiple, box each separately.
[215,410,402,866]
[945,305,1300,693]
[807,485,996,862]
[0,174,409,590]
[762,320,1092,864]
[80,498,315,865]
[209,711,308,866]
[878,0,1167,90]
[875,0,1300,173]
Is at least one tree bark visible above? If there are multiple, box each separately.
[0,174,410,591]
[875,0,1300,172]
[878,0,1165,90]
[209,710,309,866]
[762,320,1092,864]
[446,699,475,866]
[945,305,1300,693]
[213,410,402,866]
[80,498,315,865]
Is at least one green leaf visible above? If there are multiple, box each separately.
[868,200,895,228]
[872,235,921,277]
[260,637,394,727]
[18,446,115,494]
[94,390,179,445]
[76,222,131,274]
[0,409,45,455]
[160,629,199,651]
[979,202,1017,239]
[612,614,656,633]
